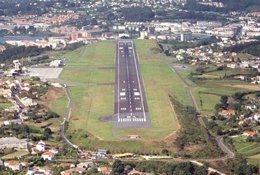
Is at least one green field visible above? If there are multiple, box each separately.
[0,101,13,109]
[59,41,115,141]
[232,135,260,166]
[55,40,188,152]
[49,96,68,117]
[1,150,28,160]
[177,66,260,114]
[248,154,260,166]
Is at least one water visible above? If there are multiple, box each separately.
[0,35,45,44]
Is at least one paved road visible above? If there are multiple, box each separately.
[216,136,235,159]
[114,40,150,128]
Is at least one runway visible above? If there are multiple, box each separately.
[114,40,150,128]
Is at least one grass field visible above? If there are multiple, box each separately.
[197,92,220,111]
[232,135,260,166]
[1,150,28,160]
[248,154,260,166]
[49,96,68,117]
[177,66,260,114]
[0,101,13,109]
[59,41,115,141]
[56,40,186,152]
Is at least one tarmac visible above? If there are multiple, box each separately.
[114,40,150,128]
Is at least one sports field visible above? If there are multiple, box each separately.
[57,40,188,152]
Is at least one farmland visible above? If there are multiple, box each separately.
[232,135,260,166]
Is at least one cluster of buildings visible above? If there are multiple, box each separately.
[0,77,39,126]
[3,13,79,31]
[2,18,259,48]
[219,98,260,138]
[174,38,259,63]
[0,0,258,50]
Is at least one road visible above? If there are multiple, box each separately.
[60,85,82,153]
[114,40,150,128]
[166,60,235,159]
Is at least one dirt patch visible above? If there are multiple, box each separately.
[41,87,65,106]
[185,144,204,153]
[164,131,178,143]
[98,66,115,69]
[99,115,114,122]
[163,97,181,143]
[224,84,260,91]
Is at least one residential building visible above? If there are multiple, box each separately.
[4,161,22,171]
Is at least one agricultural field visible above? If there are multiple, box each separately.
[55,40,187,152]
[232,135,260,166]
[1,150,28,160]
[176,65,260,114]
[0,101,13,109]
[0,96,13,109]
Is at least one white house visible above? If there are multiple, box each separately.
[27,166,52,175]
[36,141,46,152]
[4,119,23,126]
[49,59,65,67]
[254,113,260,122]
[41,151,55,161]
[20,97,37,107]
[4,161,22,171]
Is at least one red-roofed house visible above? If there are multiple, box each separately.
[243,130,258,137]
[41,151,55,161]
[4,161,22,171]
[219,109,235,118]
[98,167,112,175]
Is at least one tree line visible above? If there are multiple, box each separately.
[0,45,50,63]
[184,0,260,13]
[121,7,155,22]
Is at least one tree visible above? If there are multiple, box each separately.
[220,95,228,107]
[164,50,171,56]
[173,162,194,175]
[43,128,52,139]
[233,92,244,101]
[121,7,155,22]
[161,148,169,155]
[209,172,220,175]
[215,103,222,111]
[112,160,125,174]
[246,136,254,142]
[195,66,205,74]
[194,166,208,175]
[207,121,217,130]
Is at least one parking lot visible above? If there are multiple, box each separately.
[28,67,63,80]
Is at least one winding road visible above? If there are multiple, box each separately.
[60,84,83,153]
[165,60,235,159]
